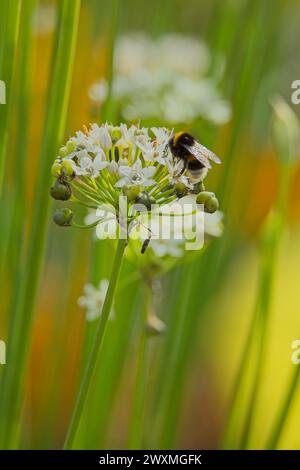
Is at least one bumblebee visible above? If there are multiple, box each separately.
[168,131,221,182]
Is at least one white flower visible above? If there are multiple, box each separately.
[78,279,115,322]
[115,159,156,188]
[204,211,224,238]
[135,138,157,162]
[66,149,108,178]
[89,81,107,103]
[72,130,89,147]
[163,154,194,189]
[32,4,57,35]
[89,123,112,149]
[107,161,119,174]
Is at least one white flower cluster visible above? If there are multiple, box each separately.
[89,33,231,125]
[57,123,172,187]
[51,123,202,213]
[51,123,223,255]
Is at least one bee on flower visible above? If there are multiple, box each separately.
[50,123,221,255]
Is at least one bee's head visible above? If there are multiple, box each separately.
[177,132,194,146]
[171,132,194,148]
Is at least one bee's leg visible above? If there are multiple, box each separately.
[162,143,169,159]
[175,158,187,177]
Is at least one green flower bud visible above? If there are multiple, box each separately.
[174,182,188,198]
[196,191,219,213]
[123,184,141,202]
[59,145,68,157]
[196,191,212,204]
[50,179,72,201]
[59,140,76,157]
[136,191,156,210]
[61,159,74,178]
[66,140,76,153]
[110,128,122,141]
[53,208,73,227]
[51,162,62,178]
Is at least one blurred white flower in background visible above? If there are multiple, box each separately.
[78,279,115,322]
[31,4,57,35]
[89,33,231,125]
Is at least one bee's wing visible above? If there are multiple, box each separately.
[183,141,221,167]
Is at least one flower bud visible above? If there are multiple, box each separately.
[196,191,219,213]
[51,162,62,178]
[123,184,141,202]
[59,140,76,157]
[111,127,122,141]
[61,159,75,178]
[115,137,129,152]
[53,208,73,227]
[59,146,68,157]
[66,140,76,153]
[136,191,156,210]
[50,179,72,201]
[174,182,188,198]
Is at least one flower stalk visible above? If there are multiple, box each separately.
[128,284,153,450]
[64,236,127,449]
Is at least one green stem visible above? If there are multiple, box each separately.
[0,0,21,189]
[0,0,21,271]
[101,0,120,122]
[238,164,291,449]
[151,265,194,448]
[0,0,81,449]
[63,237,127,449]
[128,285,151,449]
[220,298,260,448]
[2,0,36,314]
[238,248,278,449]
[266,364,300,449]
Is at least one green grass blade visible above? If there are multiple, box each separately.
[0,0,81,449]
[266,364,300,449]
[0,0,21,189]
